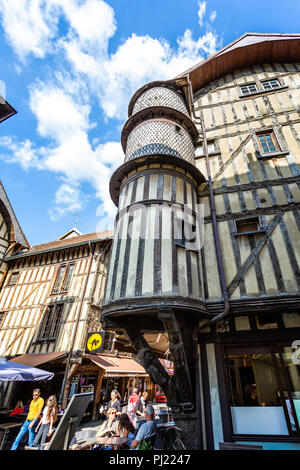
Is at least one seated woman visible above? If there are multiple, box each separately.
[9,400,25,416]
[71,408,118,451]
[116,413,136,449]
[94,407,118,450]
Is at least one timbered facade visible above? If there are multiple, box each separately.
[101,33,300,450]
[1,34,300,449]
[184,33,300,449]
[0,226,114,413]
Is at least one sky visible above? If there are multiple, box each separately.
[0,0,299,247]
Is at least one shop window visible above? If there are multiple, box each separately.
[38,303,64,341]
[7,271,19,285]
[52,262,75,294]
[225,344,300,437]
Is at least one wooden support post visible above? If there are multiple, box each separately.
[92,369,105,420]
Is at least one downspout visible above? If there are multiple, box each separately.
[62,241,95,408]
[186,75,230,330]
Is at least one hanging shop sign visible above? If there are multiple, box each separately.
[86,331,105,354]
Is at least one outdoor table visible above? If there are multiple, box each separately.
[96,436,129,449]
[0,422,22,450]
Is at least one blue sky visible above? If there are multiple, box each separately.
[0,0,299,246]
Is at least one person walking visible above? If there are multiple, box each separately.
[107,389,121,416]
[11,389,44,450]
[32,395,58,449]
[128,388,139,422]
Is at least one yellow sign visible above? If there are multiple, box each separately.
[86,332,104,353]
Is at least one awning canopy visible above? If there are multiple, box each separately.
[85,354,148,377]
[0,359,54,381]
[10,352,65,367]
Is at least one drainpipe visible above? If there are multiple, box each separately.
[61,241,95,408]
[186,75,230,330]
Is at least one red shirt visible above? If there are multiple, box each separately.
[9,407,24,416]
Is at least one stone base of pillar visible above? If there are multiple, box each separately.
[170,412,199,450]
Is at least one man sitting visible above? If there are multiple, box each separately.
[130,405,156,450]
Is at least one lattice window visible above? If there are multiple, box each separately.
[52,262,75,294]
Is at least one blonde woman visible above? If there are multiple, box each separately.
[33,395,58,449]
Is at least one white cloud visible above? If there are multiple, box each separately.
[197,1,206,27]
[0,0,59,61]
[49,182,84,221]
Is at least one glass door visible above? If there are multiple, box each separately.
[224,343,300,437]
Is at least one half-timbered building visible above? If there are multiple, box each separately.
[1,33,300,449]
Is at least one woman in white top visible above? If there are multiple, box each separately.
[33,395,58,449]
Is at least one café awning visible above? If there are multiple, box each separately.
[85,354,148,377]
[10,352,65,367]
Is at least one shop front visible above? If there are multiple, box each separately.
[66,354,153,420]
